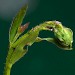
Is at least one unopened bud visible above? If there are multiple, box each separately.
[18,22,30,33]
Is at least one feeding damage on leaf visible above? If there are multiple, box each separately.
[5,4,73,72]
[3,4,74,75]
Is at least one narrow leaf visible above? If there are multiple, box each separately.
[9,4,28,43]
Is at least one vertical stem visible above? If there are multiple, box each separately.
[3,63,12,75]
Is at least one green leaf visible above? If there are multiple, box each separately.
[9,4,28,43]
[10,48,28,64]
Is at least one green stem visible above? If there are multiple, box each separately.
[3,63,12,75]
[35,37,54,43]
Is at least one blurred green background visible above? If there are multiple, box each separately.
[0,0,75,75]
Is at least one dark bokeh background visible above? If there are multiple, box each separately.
[0,0,75,75]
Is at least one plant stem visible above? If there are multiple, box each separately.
[3,63,12,75]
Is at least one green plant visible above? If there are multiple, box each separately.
[3,5,73,75]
